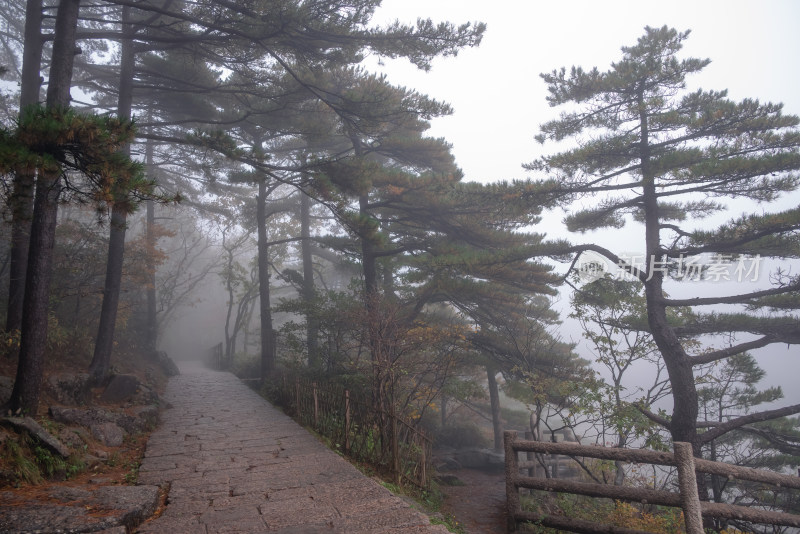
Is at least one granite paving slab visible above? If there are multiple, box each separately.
[136,361,448,533]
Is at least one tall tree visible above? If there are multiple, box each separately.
[529,26,800,456]
[6,0,82,414]
[87,4,136,384]
[5,0,44,335]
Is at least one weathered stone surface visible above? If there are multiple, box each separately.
[49,406,150,436]
[0,484,160,533]
[130,384,159,406]
[93,485,160,527]
[149,350,180,377]
[50,406,111,428]
[46,372,90,405]
[131,405,159,430]
[0,416,71,457]
[99,374,140,403]
[0,376,13,406]
[136,361,445,532]
[91,422,124,447]
[58,426,87,448]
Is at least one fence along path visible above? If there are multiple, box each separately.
[136,360,448,533]
[504,430,800,533]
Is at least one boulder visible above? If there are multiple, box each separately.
[49,406,152,436]
[0,485,160,533]
[100,374,140,404]
[130,384,158,406]
[149,350,180,377]
[0,416,71,457]
[46,372,90,405]
[50,406,112,428]
[131,405,159,430]
[91,422,124,447]
[92,485,160,527]
[58,426,87,448]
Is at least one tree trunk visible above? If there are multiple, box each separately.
[257,178,274,382]
[5,0,81,414]
[88,205,127,383]
[88,5,134,385]
[487,365,503,451]
[360,193,386,415]
[300,192,319,367]
[6,0,44,336]
[144,138,157,352]
[222,240,236,365]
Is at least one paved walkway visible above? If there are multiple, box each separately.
[136,361,448,533]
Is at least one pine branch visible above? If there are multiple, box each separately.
[691,336,776,366]
[699,403,800,444]
[663,281,800,307]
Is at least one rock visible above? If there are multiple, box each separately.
[0,485,160,533]
[109,412,141,435]
[100,374,140,404]
[46,372,90,405]
[50,406,112,428]
[148,350,180,377]
[50,486,91,501]
[0,416,71,458]
[58,426,87,448]
[131,405,159,430]
[91,422,124,447]
[92,485,160,527]
[130,384,159,406]
[0,376,13,406]
[50,406,153,437]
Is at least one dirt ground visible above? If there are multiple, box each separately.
[440,468,507,534]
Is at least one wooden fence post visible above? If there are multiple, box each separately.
[295,377,301,419]
[312,382,319,429]
[344,390,351,454]
[505,430,520,533]
[420,437,427,488]
[674,442,703,534]
[391,408,400,484]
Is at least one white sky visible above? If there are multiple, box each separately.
[370,1,800,405]
[372,0,800,182]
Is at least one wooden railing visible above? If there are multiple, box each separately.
[208,342,224,370]
[270,372,432,489]
[504,430,800,533]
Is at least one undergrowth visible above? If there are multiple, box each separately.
[0,432,86,486]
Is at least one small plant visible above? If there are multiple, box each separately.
[2,437,42,485]
[123,460,140,484]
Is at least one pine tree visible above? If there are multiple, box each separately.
[529,26,800,457]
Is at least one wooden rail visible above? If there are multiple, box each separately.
[504,430,800,533]
[270,372,432,489]
[208,342,224,370]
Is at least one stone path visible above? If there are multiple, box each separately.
[136,361,448,533]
